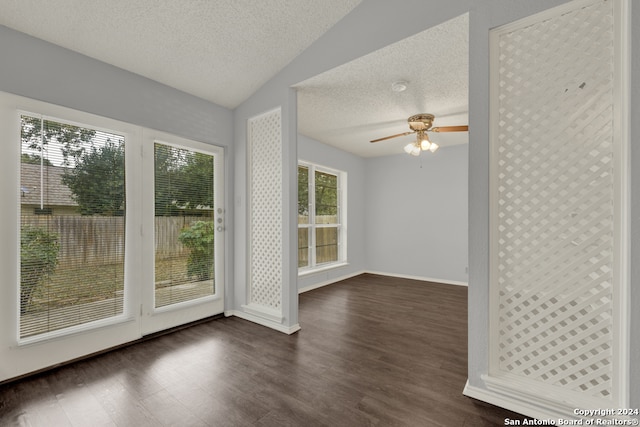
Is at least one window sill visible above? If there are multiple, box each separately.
[298,262,349,277]
[17,314,136,347]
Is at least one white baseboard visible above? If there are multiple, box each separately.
[463,376,627,423]
[298,269,365,294]
[298,270,467,294]
[365,270,468,287]
[463,380,566,422]
[225,310,300,335]
[230,270,465,334]
[241,303,283,323]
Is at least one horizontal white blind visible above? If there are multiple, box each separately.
[154,143,215,308]
[19,114,125,338]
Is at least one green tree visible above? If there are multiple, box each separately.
[61,140,125,215]
[178,221,215,280]
[298,165,309,217]
[154,145,214,216]
[154,144,179,215]
[22,117,214,217]
[21,115,95,166]
[20,226,60,314]
[177,152,214,209]
[21,153,53,166]
[314,170,337,216]
[297,167,338,218]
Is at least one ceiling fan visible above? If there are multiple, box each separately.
[370,113,468,156]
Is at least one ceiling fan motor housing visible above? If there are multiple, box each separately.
[408,113,435,131]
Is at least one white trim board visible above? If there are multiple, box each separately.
[464,377,636,423]
[298,270,467,295]
[298,270,365,294]
[232,270,465,334]
[365,270,468,287]
[225,310,300,335]
[463,380,574,422]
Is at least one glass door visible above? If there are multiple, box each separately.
[141,132,224,335]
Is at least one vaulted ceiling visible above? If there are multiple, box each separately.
[0,0,362,109]
[0,0,468,157]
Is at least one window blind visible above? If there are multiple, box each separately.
[19,114,125,338]
[153,143,215,308]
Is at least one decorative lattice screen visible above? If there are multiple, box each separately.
[248,109,282,311]
[493,0,616,399]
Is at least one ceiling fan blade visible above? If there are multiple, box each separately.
[430,125,469,133]
[370,131,414,143]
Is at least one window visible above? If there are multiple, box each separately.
[3,93,225,381]
[154,142,216,308]
[19,114,126,339]
[298,162,346,272]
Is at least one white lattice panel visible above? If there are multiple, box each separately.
[493,0,616,399]
[248,109,282,311]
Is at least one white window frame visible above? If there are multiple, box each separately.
[298,161,347,275]
[0,92,143,369]
[13,106,141,346]
[139,130,225,335]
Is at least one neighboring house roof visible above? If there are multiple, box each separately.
[20,163,77,207]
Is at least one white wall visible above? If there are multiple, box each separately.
[235,0,639,413]
[297,134,366,291]
[365,145,468,284]
[298,136,468,288]
[0,26,233,146]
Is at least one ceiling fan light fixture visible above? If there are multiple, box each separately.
[418,131,431,150]
[404,142,415,154]
[368,113,468,155]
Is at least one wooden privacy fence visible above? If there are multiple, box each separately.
[298,221,339,267]
[154,216,209,259]
[20,215,207,268]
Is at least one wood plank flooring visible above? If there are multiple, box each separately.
[0,273,529,426]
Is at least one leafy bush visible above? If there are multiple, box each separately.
[178,221,214,280]
[20,226,60,314]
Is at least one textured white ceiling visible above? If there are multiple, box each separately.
[0,0,361,109]
[0,1,468,158]
[296,13,469,158]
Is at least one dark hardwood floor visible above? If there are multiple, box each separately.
[0,273,528,426]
